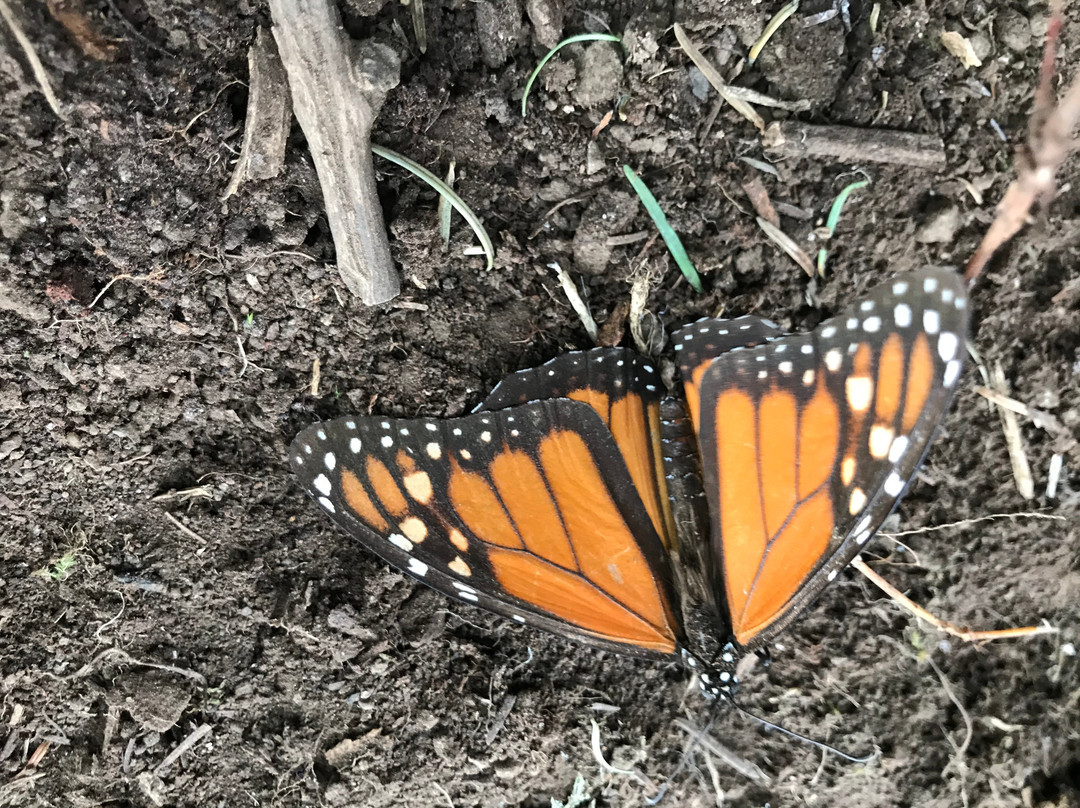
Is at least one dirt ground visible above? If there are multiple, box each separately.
[1,0,1078,806]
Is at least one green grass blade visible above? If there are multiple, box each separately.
[817,178,870,275]
[623,164,703,293]
[522,33,622,118]
[372,144,494,270]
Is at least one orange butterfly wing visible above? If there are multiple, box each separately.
[481,348,676,549]
[290,397,683,659]
[674,316,782,432]
[678,268,968,646]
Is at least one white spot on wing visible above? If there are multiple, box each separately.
[846,376,874,411]
[318,496,335,513]
[408,558,429,577]
[388,533,412,552]
[894,303,912,327]
[350,437,362,453]
[888,435,909,463]
[863,316,881,333]
[944,359,962,386]
[923,310,940,334]
[938,332,958,361]
[884,472,905,497]
[869,425,894,459]
[313,474,332,496]
[381,435,393,448]
[324,452,336,471]
[825,349,843,371]
[849,487,867,515]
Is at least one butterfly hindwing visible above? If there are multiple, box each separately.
[691,268,968,647]
[672,316,783,432]
[480,347,676,549]
[290,399,684,660]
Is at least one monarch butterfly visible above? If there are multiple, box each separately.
[290,268,967,697]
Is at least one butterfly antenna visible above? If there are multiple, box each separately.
[730,701,879,764]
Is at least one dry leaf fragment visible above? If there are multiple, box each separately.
[941,31,982,68]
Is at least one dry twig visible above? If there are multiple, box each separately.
[762,121,946,168]
[270,0,401,304]
[852,556,1056,642]
[0,0,66,118]
[965,4,1080,282]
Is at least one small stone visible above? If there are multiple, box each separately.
[475,0,523,69]
[969,32,993,62]
[997,8,1032,52]
[585,140,605,175]
[571,42,623,108]
[525,0,564,49]
[915,205,960,244]
[327,605,378,640]
[572,191,637,274]
[120,673,192,733]
[688,66,711,100]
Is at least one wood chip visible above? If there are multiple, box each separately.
[756,216,815,276]
[989,363,1035,499]
[223,27,292,200]
[741,176,779,227]
[941,31,982,68]
[762,121,946,169]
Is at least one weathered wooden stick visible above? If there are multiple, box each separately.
[223,27,291,200]
[269,0,401,304]
[762,121,946,170]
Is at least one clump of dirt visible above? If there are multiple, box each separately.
[1,1,1078,806]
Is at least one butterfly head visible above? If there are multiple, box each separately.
[682,643,739,700]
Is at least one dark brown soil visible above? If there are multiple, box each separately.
[2,1,1078,806]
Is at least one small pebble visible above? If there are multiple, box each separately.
[997,8,1032,52]
[915,205,960,244]
[571,42,623,108]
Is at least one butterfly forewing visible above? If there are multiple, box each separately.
[290,399,684,660]
[689,268,968,647]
